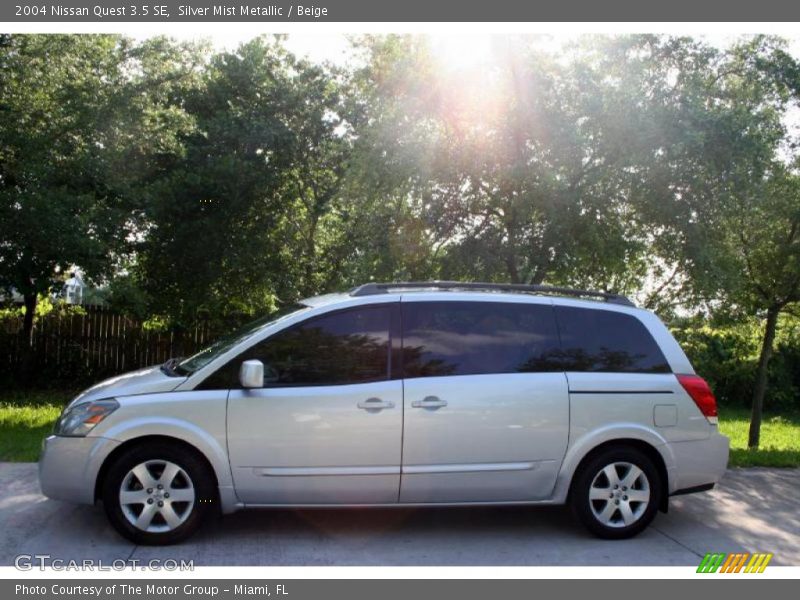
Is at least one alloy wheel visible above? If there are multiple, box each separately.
[119,460,195,533]
[588,461,650,528]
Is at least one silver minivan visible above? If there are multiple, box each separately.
[39,282,729,545]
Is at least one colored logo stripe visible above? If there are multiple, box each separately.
[697,553,772,573]
[720,553,748,573]
[697,553,726,573]
[745,553,773,573]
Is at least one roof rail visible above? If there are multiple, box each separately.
[349,281,635,307]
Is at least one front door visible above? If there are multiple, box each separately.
[399,298,570,503]
[226,303,402,504]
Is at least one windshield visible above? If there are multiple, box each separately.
[176,303,308,375]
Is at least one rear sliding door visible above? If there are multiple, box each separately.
[399,298,570,503]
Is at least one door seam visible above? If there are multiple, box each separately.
[397,295,405,502]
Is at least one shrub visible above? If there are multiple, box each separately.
[671,314,800,411]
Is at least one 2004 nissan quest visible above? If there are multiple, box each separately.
[39,281,729,545]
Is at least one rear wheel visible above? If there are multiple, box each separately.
[102,442,215,545]
[570,446,662,539]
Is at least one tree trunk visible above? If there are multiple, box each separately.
[505,255,520,284]
[748,305,780,449]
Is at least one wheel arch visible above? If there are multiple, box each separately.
[94,435,220,506]
[565,438,670,513]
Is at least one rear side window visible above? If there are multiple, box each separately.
[401,301,562,378]
[554,306,670,373]
[198,305,393,388]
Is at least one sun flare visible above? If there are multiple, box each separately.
[430,34,497,71]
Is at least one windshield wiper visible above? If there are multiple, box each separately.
[160,357,187,377]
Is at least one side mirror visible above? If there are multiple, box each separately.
[239,360,264,389]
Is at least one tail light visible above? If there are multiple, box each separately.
[677,374,718,425]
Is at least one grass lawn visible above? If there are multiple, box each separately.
[718,407,800,468]
[0,391,798,467]
[0,390,68,462]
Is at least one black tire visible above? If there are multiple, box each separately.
[102,442,215,545]
[570,445,662,540]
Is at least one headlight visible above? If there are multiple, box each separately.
[54,399,119,437]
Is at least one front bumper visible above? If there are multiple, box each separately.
[38,435,121,505]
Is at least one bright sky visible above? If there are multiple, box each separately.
[138,32,354,62]
[183,32,800,64]
[139,31,800,142]
[133,31,800,67]
[265,33,352,62]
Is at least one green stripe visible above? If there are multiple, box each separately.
[697,554,713,573]
[697,553,726,573]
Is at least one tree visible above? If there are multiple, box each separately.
[0,35,200,345]
[272,52,355,297]
[348,35,800,443]
[642,36,800,447]
[135,36,355,326]
[713,166,800,447]
[348,34,775,298]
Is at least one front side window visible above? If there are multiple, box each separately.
[198,304,393,389]
[177,303,308,375]
[401,301,562,378]
[553,306,670,373]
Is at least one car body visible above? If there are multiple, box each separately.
[39,282,729,544]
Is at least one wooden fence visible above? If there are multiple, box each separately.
[0,307,216,384]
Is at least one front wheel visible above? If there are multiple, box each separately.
[570,446,662,539]
[102,442,215,545]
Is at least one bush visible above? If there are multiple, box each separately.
[671,314,800,411]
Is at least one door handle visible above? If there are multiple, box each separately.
[357,397,395,411]
[411,396,448,409]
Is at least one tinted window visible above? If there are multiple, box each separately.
[554,306,670,373]
[177,304,308,375]
[199,305,392,388]
[401,301,562,378]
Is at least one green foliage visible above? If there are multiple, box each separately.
[672,314,800,410]
[0,294,52,319]
[132,36,354,326]
[0,34,204,329]
[0,294,89,321]
[105,274,151,320]
[349,35,648,288]
[2,32,799,436]
[6,33,797,323]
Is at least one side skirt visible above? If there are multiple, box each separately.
[236,499,564,510]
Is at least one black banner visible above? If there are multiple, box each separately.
[3,0,800,22]
[3,579,797,600]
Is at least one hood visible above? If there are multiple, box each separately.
[69,365,187,408]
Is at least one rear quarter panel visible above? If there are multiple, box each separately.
[546,301,714,500]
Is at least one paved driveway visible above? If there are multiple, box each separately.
[1,463,797,566]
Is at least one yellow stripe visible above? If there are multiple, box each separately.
[745,554,761,573]
[753,554,767,573]
[758,554,773,573]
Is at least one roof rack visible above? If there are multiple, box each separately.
[349,281,635,307]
